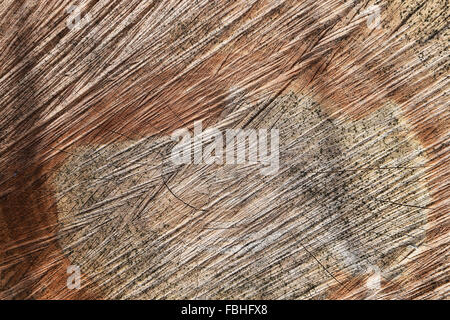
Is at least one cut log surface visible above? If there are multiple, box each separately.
[0,0,448,299]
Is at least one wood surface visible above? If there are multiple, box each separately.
[0,0,448,299]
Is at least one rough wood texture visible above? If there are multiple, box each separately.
[0,0,448,299]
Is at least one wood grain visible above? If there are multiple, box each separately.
[0,0,448,299]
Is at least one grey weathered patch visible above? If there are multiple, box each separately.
[53,93,430,299]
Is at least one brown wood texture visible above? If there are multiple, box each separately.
[0,0,448,299]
